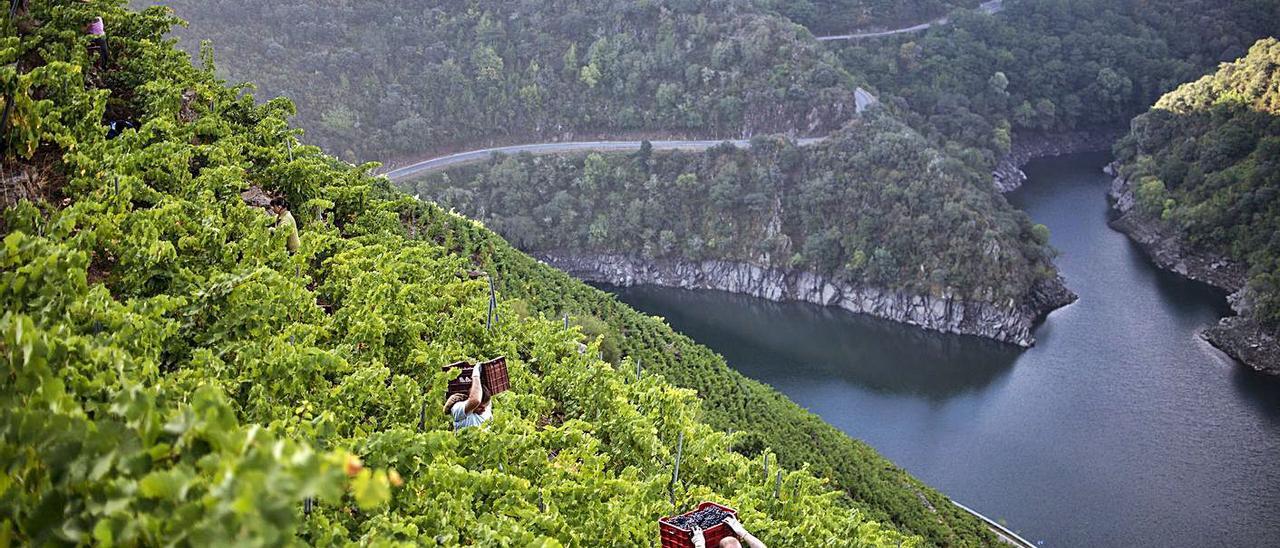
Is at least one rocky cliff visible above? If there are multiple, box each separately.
[540,251,1076,347]
[993,129,1125,192]
[1108,167,1280,374]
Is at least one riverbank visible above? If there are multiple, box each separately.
[604,152,1280,546]
[540,251,1075,347]
[1107,165,1280,374]
[994,129,1125,192]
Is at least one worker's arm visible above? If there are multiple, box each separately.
[464,363,485,413]
[690,527,706,548]
[443,393,466,416]
[726,518,766,548]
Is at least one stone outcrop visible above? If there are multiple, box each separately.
[539,251,1076,347]
[1203,315,1280,375]
[1108,165,1280,374]
[993,129,1125,192]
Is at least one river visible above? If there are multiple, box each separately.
[602,153,1280,547]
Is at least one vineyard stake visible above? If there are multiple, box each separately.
[775,470,782,501]
[635,357,641,381]
[292,265,301,344]
[409,196,419,239]
[563,314,569,329]
[670,429,684,505]
[304,497,314,516]
[417,400,427,431]
[486,276,498,331]
[0,92,13,153]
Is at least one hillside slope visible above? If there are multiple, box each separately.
[835,0,1280,182]
[142,0,860,162]
[0,1,993,545]
[1111,38,1280,374]
[406,115,1073,346]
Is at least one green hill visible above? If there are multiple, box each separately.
[142,0,861,162]
[1,1,994,545]
[1111,38,1280,373]
[405,114,1070,346]
[834,0,1279,172]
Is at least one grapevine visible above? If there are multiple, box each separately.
[0,1,919,546]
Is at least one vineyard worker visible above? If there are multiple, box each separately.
[85,16,108,69]
[443,361,492,430]
[271,204,300,253]
[691,517,767,548]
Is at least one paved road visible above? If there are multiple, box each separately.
[816,0,1003,41]
[383,2,1005,181]
[383,138,825,181]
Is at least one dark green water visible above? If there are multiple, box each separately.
[604,153,1280,547]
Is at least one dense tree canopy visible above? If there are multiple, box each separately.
[144,0,864,161]
[837,0,1280,170]
[409,112,1058,303]
[1114,38,1280,329]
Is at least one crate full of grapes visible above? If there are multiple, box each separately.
[443,356,509,397]
[659,502,738,548]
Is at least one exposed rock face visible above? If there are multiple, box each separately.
[993,129,1125,192]
[1108,167,1280,374]
[854,87,879,113]
[540,251,1076,347]
[1108,175,1247,292]
[1203,316,1280,376]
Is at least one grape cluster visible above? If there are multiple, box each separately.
[669,506,732,530]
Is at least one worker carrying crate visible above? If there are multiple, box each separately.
[442,357,509,430]
[660,502,767,548]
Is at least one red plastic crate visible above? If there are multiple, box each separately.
[443,357,509,397]
[659,502,738,548]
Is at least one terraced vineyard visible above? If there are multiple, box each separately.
[0,1,990,545]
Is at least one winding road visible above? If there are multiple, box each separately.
[378,0,1008,181]
[815,0,1003,41]
[381,1,1007,182]
[383,138,825,181]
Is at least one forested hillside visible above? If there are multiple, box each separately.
[142,0,861,161]
[836,0,1280,171]
[408,113,1059,318]
[0,1,995,545]
[1111,38,1280,372]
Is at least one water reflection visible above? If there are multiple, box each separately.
[602,285,1022,401]
[1231,365,1280,424]
[1122,239,1234,317]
